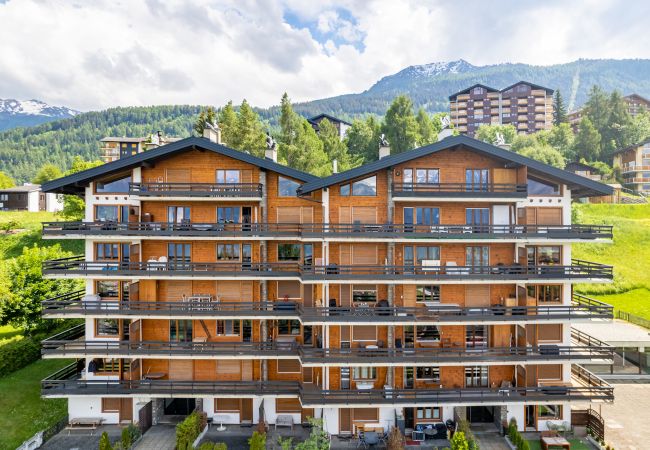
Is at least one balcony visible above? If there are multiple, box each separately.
[41,291,301,319]
[621,165,650,174]
[392,183,527,200]
[42,221,301,240]
[129,182,263,200]
[300,260,613,284]
[42,257,301,280]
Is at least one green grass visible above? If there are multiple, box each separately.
[0,358,71,450]
[526,438,592,450]
[0,325,21,341]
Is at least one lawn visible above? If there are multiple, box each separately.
[526,438,592,450]
[0,358,71,450]
[0,324,21,340]
[573,203,650,320]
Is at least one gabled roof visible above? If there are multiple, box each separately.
[307,113,352,126]
[612,137,650,156]
[0,184,41,193]
[501,80,554,95]
[448,84,498,100]
[624,93,650,104]
[42,137,318,195]
[565,161,599,173]
[297,135,612,198]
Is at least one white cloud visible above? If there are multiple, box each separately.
[0,0,648,111]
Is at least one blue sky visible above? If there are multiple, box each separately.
[0,0,649,111]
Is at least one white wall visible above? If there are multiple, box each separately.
[27,191,40,212]
[45,193,63,212]
[506,404,525,431]
[68,397,119,424]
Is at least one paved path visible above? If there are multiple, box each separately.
[134,424,176,450]
[473,432,510,450]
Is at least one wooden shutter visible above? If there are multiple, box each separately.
[102,398,120,412]
[537,364,562,380]
[493,168,517,184]
[277,281,301,300]
[241,281,253,301]
[166,169,191,183]
[352,207,377,224]
[339,206,351,224]
[525,208,537,225]
[536,207,563,225]
[241,399,253,421]
[194,360,216,381]
[241,360,253,381]
[538,324,562,342]
[465,285,490,307]
[353,408,379,421]
[277,207,302,224]
[353,326,377,341]
[352,245,377,265]
[169,360,192,380]
[403,285,416,307]
[216,360,241,379]
[240,169,253,184]
[340,245,351,265]
[276,398,302,413]
[164,281,192,301]
[301,207,313,224]
[340,285,351,306]
[216,281,242,301]
[340,325,351,342]
[303,367,313,383]
[216,399,241,412]
[277,359,301,373]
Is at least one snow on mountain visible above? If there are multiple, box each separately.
[0,98,79,131]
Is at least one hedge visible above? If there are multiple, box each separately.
[0,335,41,377]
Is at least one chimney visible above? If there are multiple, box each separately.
[265,131,277,162]
[203,121,222,144]
[378,133,390,159]
[332,159,338,174]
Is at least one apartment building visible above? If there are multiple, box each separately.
[449,82,554,137]
[568,93,650,129]
[613,138,650,194]
[100,132,181,163]
[39,131,614,435]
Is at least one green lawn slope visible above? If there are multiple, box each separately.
[573,203,650,319]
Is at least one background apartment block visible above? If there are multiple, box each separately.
[613,138,650,194]
[39,130,614,436]
[450,82,554,137]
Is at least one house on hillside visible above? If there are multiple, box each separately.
[307,113,351,140]
[612,138,650,195]
[100,131,181,163]
[564,162,602,181]
[0,183,62,212]
[568,93,650,130]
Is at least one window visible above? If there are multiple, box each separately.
[279,176,300,197]
[168,206,190,223]
[96,318,119,336]
[217,244,240,261]
[217,320,241,336]
[277,319,300,335]
[465,366,489,387]
[466,169,489,191]
[415,169,440,184]
[416,407,441,420]
[101,398,121,412]
[528,246,561,265]
[216,169,240,184]
[466,325,488,349]
[352,285,377,303]
[404,246,441,266]
[96,281,119,299]
[217,207,240,223]
[303,244,313,267]
[168,243,191,267]
[466,208,490,226]
[216,399,241,412]
[96,243,119,260]
[95,205,118,222]
[96,175,132,193]
[353,367,377,380]
[416,325,440,342]
[527,176,560,195]
[533,285,562,303]
[466,246,489,266]
[351,176,377,196]
[278,243,301,261]
[416,367,440,381]
[404,207,440,226]
[416,285,440,303]
[538,405,562,419]
[170,320,192,342]
[340,184,350,196]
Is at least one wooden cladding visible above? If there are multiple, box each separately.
[353,326,377,341]
[339,206,377,224]
[525,207,563,225]
[216,360,241,377]
[216,281,253,302]
[164,281,191,301]
[537,364,562,380]
[165,169,191,183]
[277,281,301,299]
[353,408,379,421]
[277,359,301,373]
[538,324,562,342]
[276,207,313,224]
[465,285,490,307]
[493,168,517,185]
[276,398,302,413]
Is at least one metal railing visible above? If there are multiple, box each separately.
[617,310,650,330]
[392,182,527,197]
[129,182,263,197]
[571,328,611,348]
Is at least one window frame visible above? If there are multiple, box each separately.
[537,404,562,420]
[216,320,241,336]
[351,176,377,196]
[278,176,300,197]
[277,319,301,336]
[94,174,132,194]
[353,366,377,381]
[415,366,440,382]
[277,243,301,262]
[217,243,241,261]
[416,285,440,303]
[95,318,119,337]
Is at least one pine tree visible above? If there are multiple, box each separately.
[603,91,633,159]
[573,117,602,161]
[218,101,238,145]
[318,118,361,172]
[553,89,567,125]
[279,120,330,176]
[415,108,440,146]
[279,93,301,146]
[232,99,267,157]
[344,118,377,163]
[382,95,419,154]
[193,107,217,135]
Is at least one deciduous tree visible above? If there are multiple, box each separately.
[573,117,602,161]
[32,164,63,185]
[382,95,419,154]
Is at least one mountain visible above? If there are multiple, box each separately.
[0,98,79,131]
[286,58,650,119]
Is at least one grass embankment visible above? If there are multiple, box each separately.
[573,203,650,320]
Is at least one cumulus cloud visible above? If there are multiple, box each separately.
[0,0,648,111]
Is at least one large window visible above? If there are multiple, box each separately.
[217,320,241,336]
[352,285,377,303]
[96,281,119,299]
[466,246,489,266]
[353,367,377,380]
[528,176,560,195]
[528,285,562,303]
[416,169,440,184]
[416,325,440,342]
[96,243,119,260]
[466,169,489,191]
[404,246,441,266]
[168,243,191,267]
[416,285,440,303]
[217,244,240,261]
[416,367,440,381]
[404,207,440,226]
[466,208,490,226]
[170,320,192,342]
[217,207,240,223]
[538,405,562,419]
[168,206,190,223]
[278,243,301,261]
[352,176,377,196]
[416,407,441,421]
[95,318,119,336]
[95,205,120,222]
[277,319,301,335]
[216,170,240,184]
[465,366,489,387]
[96,175,131,193]
[466,325,488,349]
[528,246,561,265]
[279,177,300,197]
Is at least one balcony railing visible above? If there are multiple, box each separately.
[621,165,650,174]
[42,221,613,241]
[392,183,527,198]
[42,291,613,322]
[301,260,613,281]
[42,257,300,278]
[129,182,263,198]
[42,222,301,238]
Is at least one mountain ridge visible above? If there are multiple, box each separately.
[0,98,79,131]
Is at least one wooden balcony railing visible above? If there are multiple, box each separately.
[129,182,263,198]
[392,182,527,197]
[42,221,613,241]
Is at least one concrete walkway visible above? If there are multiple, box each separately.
[473,432,510,450]
[134,424,176,450]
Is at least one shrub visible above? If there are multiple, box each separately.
[387,427,406,450]
[98,432,113,450]
[249,431,266,450]
[121,423,141,449]
[176,412,204,450]
[0,335,40,377]
[215,443,227,450]
[293,417,330,450]
[278,437,293,450]
[450,431,469,450]
[520,441,530,450]
[197,443,217,450]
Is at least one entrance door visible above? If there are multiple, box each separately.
[339,408,352,434]
[119,398,133,422]
[467,406,494,423]
[241,399,253,422]
[525,405,536,430]
[164,398,196,415]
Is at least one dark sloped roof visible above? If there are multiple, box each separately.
[612,137,650,156]
[42,137,318,194]
[307,113,352,126]
[448,84,498,100]
[0,184,41,193]
[565,161,599,172]
[501,80,554,95]
[298,135,612,198]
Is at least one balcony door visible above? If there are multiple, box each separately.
[466,169,489,191]
[168,206,190,224]
[168,243,191,269]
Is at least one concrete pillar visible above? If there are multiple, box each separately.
[151,398,164,425]
[386,169,395,387]
[259,170,268,381]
